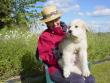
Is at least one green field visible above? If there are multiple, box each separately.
[88,32,110,83]
[0,29,110,82]
[87,32,110,61]
[91,61,110,83]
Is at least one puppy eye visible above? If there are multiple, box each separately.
[75,25,78,28]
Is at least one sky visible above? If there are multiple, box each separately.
[35,0,110,32]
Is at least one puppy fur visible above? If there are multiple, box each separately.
[58,19,90,78]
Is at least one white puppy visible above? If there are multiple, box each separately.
[58,19,90,78]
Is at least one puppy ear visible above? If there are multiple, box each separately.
[83,22,90,32]
[85,24,90,32]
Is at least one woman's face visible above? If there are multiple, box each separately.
[46,17,61,28]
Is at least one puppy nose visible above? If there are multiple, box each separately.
[68,30,72,33]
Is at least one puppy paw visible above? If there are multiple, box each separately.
[64,70,70,78]
[82,68,90,77]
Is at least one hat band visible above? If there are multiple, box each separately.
[43,11,59,19]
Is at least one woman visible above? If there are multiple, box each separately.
[37,5,96,83]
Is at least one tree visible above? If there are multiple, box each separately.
[12,0,46,28]
[0,0,46,28]
[0,0,14,28]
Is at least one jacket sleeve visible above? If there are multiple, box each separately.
[37,35,58,66]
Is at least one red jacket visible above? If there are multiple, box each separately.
[37,27,65,75]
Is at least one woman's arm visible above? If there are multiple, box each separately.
[37,35,58,66]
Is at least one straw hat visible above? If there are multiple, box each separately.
[41,5,62,23]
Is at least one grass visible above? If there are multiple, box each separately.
[91,61,110,83]
[0,28,42,81]
[0,28,110,82]
[87,32,110,61]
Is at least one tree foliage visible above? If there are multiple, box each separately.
[0,0,46,28]
[0,0,14,27]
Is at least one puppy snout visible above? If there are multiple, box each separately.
[68,30,72,33]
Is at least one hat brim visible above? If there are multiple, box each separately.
[41,13,62,23]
